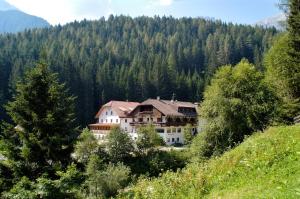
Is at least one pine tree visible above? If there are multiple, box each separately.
[287,0,300,98]
[1,62,78,179]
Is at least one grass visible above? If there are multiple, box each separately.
[118,125,300,199]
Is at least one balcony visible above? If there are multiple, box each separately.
[137,111,153,115]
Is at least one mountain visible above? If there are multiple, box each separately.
[256,13,286,30]
[0,0,16,10]
[0,0,50,33]
[0,10,50,33]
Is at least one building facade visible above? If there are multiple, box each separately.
[89,98,199,145]
[89,101,140,140]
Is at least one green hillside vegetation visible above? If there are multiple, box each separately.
[119,125,300,198]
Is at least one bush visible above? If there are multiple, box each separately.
[85,162,131,198]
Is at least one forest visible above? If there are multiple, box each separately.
[0,16,277,125]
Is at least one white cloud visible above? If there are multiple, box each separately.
[6,0,112,25]
[147,0,174,7]
[158,0,173,6]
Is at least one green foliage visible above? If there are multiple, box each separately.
[265,0,300,122]
[136,125,164,155]
[192,59,276,158]
[287,0,300,63]
[183,124,193,145]
[119,125,300,199]
[265,34,300,122]
[107,127,134,163]
[0,16,277,125]
[85,162,131,198]
[1,62,78,179]
[55,163,85,197]
[127,150,188,177]
[73,128,100,165]
[2,164,84,199]
[2,176,36,199]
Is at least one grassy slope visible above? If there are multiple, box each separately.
[119,125,300,199]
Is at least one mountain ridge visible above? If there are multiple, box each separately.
[256,13,286,30]
[0,0,50,33]
[0,0,16,11]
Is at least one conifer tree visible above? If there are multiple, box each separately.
[1,62,78,179]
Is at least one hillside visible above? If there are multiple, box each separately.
[0,16,277,125]
[119,125,300,198]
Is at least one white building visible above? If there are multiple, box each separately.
[128,98,198,145]
[90,98,199,145]
[89,101,139,141]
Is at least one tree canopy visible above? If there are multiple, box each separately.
[191,59,276,158]
[0,62,78,180]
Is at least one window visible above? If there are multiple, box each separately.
[116,119,118,123]
[172,138,175,142]
[110,119,113,123]
[167,128,171,133]
[157,118,162,122]
[147,118,150,122]
[156,128,164,133]
[111,111,113,115]
[101,119,103,123]
[139,118,143,122]
[177,128,181,133]
[172,128,176,133]
[106,111,108,115]
[167,138,170,142]
[125,127,128,131]
[125,119,127,123]
[105,119,107,123]
[177,137,180,142]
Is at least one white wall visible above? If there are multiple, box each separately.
[98,107,120,124]
[158,126,185,145]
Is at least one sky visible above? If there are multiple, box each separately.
[6,0,281,25]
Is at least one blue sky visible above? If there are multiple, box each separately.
[6,0,281,25]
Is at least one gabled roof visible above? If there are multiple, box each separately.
[95,101,140,118]
[132,99,197,117]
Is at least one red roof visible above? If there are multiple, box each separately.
[95,101,140,118]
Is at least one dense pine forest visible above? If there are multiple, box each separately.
[0,16,277,125]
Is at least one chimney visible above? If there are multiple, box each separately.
[171,93,176,103]
[157,96,160,100]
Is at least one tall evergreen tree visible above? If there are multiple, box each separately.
[287,0,300,98]
[1,62,78,180]
[265,0,300,121]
